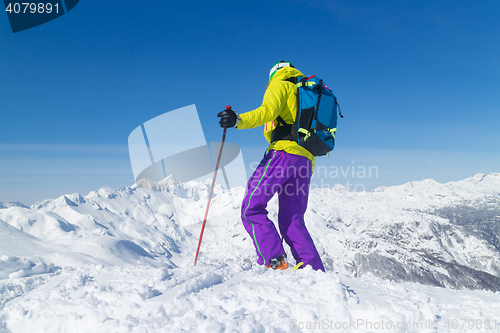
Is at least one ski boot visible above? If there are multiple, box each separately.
[266,254,288,270]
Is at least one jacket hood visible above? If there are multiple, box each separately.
[269,66,304,83]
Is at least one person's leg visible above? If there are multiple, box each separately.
[278,153,325,271]
[241,150,287,266]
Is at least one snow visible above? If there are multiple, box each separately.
[1,173,500,332]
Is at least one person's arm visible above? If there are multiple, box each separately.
[236,81,286,130]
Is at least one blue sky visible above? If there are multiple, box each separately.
[1,0,499,204]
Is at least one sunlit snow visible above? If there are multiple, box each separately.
[1,174,500,332]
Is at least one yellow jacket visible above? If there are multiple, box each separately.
[236,67,315,164]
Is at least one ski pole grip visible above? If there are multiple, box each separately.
[225,105,232,111]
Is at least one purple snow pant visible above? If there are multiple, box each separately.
[241,150,325,271]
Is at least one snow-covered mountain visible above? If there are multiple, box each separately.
[1,173,500,332]
[309,173,500,291]
[3,173,500,290]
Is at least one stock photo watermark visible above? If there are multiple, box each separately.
[128,105,378,194]
[3,0,79,33]
[290,318,499,331]
[128,104,247,189]
[249,160,379,192]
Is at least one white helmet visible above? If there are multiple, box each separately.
[269,60,295,80]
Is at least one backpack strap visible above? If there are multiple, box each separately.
[271,116,294,142]
[275,116,288,127]
[270,76,303,143]
[284,77,299,85]
[314,79,323,120]
[336,97,344,118]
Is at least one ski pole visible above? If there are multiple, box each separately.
[194,106,230,266]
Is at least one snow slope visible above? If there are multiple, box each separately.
[1,174,500,332]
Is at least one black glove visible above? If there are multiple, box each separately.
[217,108,239,128]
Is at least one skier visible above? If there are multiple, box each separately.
[217,61,325,272]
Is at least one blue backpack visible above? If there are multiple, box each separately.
[271,75,342,156]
